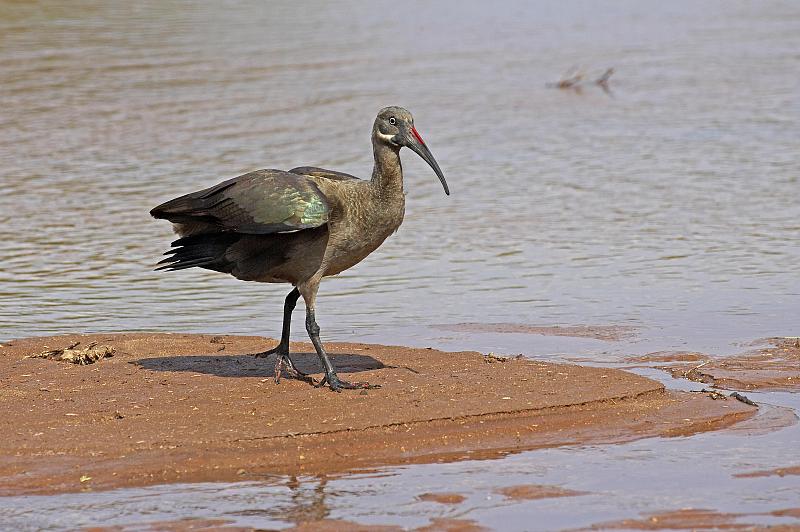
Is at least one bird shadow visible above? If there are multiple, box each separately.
[132,352,385,378]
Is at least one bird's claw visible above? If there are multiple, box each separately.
[254,347,315,385]
[316,374,380,392]
[273,352,315,385]
[273,356,283,383]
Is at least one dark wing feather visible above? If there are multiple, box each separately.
[150,169,330,234]
[289,166,360,181]
[154,232,241,272]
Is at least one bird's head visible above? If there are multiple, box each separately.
[374,106,449,195]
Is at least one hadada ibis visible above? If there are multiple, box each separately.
[150,106,448,391]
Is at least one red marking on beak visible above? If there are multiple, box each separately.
[411,127,426,146]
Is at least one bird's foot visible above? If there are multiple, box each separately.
[316,373,380,393]
[253,345,279,359]
[274,352,315,385]
[253,346,315,385]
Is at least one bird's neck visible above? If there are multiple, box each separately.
[370,139,403,196]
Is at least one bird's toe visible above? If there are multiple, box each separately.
[253,347,279,359]
[322,374,379,392]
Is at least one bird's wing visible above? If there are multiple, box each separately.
[289,166,360,181]
[150,169,330,234]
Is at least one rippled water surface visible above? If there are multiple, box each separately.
[2,0,798,351]
[1,1,799,530]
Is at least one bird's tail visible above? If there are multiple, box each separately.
[155,233,240,272]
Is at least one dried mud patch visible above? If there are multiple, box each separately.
[0,333,755,495]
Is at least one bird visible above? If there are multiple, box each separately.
[150,106,449,391]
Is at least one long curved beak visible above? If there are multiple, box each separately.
[404,126,449,195]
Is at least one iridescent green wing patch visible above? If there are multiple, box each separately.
[150,169,331,234]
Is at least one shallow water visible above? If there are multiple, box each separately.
[1,1,799,530]
[2,0,798,351]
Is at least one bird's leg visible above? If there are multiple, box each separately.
[253,288,314,385]
[304,307,379,392]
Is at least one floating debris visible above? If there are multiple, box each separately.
[730,391,757,406]
[785,336,800,348]
[693,388,728,400]
[595,67,614,93]
[683,360,713,383]
[546,66,585,90]
[546,66,615,94]
[28,341,114,365]
[692,388,758,407]
[483,352,523,363]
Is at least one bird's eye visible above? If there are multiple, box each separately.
[389,117,396,125]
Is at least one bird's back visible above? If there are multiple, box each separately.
[150,166,403,283]
[151,169,334,283]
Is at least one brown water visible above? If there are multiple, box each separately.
[1,1,799,530]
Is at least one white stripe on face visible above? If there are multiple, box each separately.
[376,130,396,143]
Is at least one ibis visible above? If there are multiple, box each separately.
[151,107,448,391]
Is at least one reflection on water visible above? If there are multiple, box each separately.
[1,1,798,355]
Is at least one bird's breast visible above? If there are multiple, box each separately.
[322,193,404,276]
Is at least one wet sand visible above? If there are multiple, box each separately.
[496,484,587,500]
[584,507,800,530]
[285,517,487,532]
[631,337,800,391]
[735,465,800,479]
[0,333,756,496]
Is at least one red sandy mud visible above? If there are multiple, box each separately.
[0,333,755,495]
[285,519,403,531]
[627,352,706,363]
[88,517,488,532]
[85,519,253,532]
[496,483,586,500]
[415,519,488,532]
[437,323,636,341]
[634,337,800,391]
[583,507,800,530]
[418,492,467,504]
[286,518,487,532]
[735,465,800,479]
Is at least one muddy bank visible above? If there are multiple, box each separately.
[630,337,800,391]
[496,483,586,500]
[284,517,488,531]
[0,333,755,495]
[735,465,800,479]
[583,507,800,530]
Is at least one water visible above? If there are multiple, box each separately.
[1,1,799,530]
